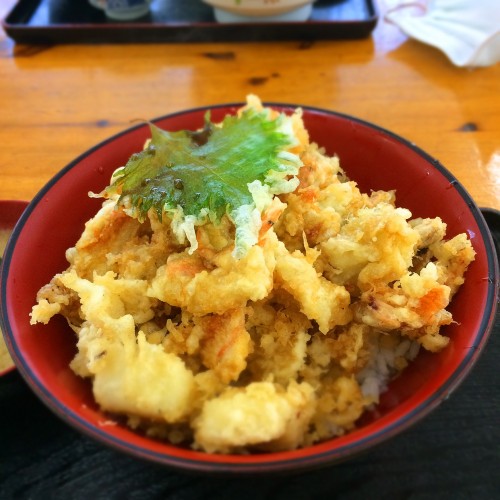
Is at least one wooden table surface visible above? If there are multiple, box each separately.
[0,1,499,498]
[1,0,499,210]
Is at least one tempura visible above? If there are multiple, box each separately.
[31,97,475,453]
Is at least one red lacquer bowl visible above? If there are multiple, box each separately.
[1,104,498,473]
[0,199,29,376]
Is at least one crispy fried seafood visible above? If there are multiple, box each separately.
[31,98,475,454]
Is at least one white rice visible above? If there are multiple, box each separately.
[357,334,421,403]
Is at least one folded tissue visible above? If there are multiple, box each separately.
[385,0,500,67]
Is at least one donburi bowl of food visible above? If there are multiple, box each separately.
[1,97,497,473]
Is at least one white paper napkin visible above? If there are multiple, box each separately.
[385,0,500,67]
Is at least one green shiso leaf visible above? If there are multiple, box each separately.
[104,106,301,256]
[108,108,296,218]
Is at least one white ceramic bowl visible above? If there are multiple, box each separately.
[203,0,316,22]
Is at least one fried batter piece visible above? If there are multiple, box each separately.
[148,233,277,316]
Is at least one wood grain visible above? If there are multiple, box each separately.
[1,0,499,209]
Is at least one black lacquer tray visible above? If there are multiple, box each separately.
[2,0,378,44]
